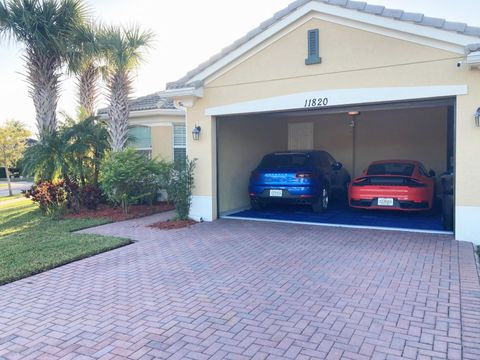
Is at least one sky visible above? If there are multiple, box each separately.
[0,0,479,132]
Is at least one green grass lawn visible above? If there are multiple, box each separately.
[0,198,131,285]
[0,194,23,201]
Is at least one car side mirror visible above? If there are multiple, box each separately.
[428,169,436,177]
[332,162,343,171]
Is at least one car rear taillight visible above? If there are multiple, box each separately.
[296,172,314,179]
[250,171,260,181]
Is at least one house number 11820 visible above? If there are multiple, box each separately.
[304,98,329,108]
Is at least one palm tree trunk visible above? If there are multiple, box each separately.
[26,51,60,141]
[78,62,99,118]
[107,72,131,152]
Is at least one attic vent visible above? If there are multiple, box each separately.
[305,29,321,65]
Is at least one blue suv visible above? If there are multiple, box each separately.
[249,151,350,212]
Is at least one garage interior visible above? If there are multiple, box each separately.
[217,98,455,233]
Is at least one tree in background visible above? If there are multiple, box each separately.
[0,0,88,141]
[0,120,31,196]
[99,25,153,151]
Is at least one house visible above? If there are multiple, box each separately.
[98,93,186,161]
[158,0,480,244]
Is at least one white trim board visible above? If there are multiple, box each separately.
[206,85,467,116]
[187,1,477,87]
[222,215,454,236]
[455,206,480,245]
[190,196,214,222]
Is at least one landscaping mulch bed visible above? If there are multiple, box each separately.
[149,219,197,230]
[66,203,175,222]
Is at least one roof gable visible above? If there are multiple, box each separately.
[167,0,480,90]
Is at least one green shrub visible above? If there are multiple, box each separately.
[99,148,161,213]
[167,158,197,220]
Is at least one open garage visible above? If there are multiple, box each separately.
[217,99,455,232]
[160,0,480,243]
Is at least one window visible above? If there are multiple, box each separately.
[317,153,331,168]
[173,124,187,163]
[260,154,309,169]
[128,126,152,158]
[367,163,415,176]
[305,29,321,65]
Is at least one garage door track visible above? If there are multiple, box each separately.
[1,215,479,359]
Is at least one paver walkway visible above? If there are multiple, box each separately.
[1,216,479,360]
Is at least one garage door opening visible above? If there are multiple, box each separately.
[216,98,455,233]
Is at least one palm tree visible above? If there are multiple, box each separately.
[61,115,109,186]
[99,25,153,151]
[0,0,88,141]
[68,23,102,118]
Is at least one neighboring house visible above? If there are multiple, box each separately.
[98,93,186,162]
[158,0,480,244]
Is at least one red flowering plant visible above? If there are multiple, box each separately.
[24,178,80,218]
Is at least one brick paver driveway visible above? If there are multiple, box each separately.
[1,216,480,360]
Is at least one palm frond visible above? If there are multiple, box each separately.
[0,0,89,140]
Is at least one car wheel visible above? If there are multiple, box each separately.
[313,186,329,213]
[250,199,265,210]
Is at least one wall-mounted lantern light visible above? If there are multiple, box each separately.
[475,108,480,127]
[192,125,202,141]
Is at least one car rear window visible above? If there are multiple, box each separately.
[367,163,415,176]
[260,154,310,169]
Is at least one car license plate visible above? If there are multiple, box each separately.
[378,198,394,206]
[269,190,283,197]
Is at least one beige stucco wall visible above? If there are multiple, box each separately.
[184,15,480,220]
[152,126,173,161]
[218,107,448,214]
[218,116,287,213]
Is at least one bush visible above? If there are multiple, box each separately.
[79,185,103,210]
[167,158,197,220]
[25,178,79,218]
[99,148,161,213]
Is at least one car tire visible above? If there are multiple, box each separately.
[343,178,350,202]
[250,199,265,210]
[313,186,329,213]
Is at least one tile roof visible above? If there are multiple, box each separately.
[167,0,480,90]
[467,43,480,52]
[98,93,178,115]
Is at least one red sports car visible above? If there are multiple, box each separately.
[349,160,435,211]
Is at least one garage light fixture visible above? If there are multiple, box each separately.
[475,108,480,127]
[192,125,202,141]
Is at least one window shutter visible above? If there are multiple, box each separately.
[173,124,186,147]
[305,29,321,65]
[173,124,187,163]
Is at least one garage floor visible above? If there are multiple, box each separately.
[226,200,445,232]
